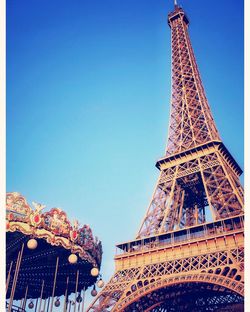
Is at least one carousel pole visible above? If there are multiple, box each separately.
[78,288,84,312]
[34,297,39,312]
[22,285,29,310]
[49,256,59,312]
[68,300,72,312]
[77,289,81,312]
[78,295,80,312]
[8,243,24,312]
[20,298,23,309]
[5,261,13,295]
[46,297,50,312]
[81,287,85,312]
[43,298,47,312]
[73,270,79,312]
[7,251,20,311]
[63,276,69,312]
[38,280,45,312]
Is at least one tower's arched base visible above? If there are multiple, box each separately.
[124,282,244,312]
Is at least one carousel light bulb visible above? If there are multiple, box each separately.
[76,294,82,303]
[90,267,99,277]
[97,279,104,288]
[91,285,97,297]
[28,301,34,309]
[27,238,38,250]
[54,298,60,307]
[68,253,78,264]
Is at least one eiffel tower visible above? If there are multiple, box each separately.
[87,2,244,311]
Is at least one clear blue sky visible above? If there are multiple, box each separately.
[7,0,244,307]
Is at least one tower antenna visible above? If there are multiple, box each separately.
[174,0,178,6]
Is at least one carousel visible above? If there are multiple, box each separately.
[6,192,104,312]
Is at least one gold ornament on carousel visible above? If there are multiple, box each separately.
[70,219,79,241]
[30,201,46,227]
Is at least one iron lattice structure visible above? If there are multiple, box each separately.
[87,4,244,312]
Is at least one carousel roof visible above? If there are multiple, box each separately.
[6,192,103,300]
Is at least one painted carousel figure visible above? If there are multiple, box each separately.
[6,192,104,312]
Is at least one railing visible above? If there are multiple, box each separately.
[116,215,244,256]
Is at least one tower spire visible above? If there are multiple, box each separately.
[136,4,243,237]
[166,5,219,156]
